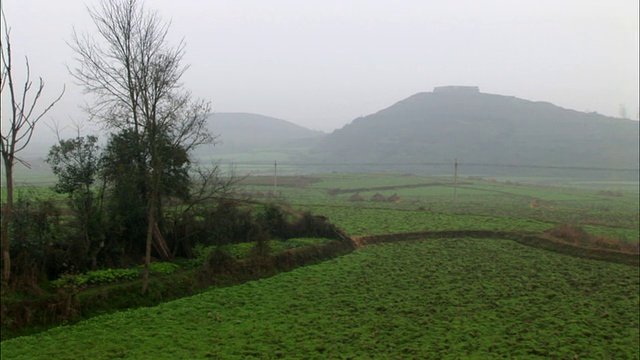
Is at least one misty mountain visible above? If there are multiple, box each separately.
[309,87,639,172]
[194,112,325,161]
[12,112,324,164]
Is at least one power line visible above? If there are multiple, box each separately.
[219,160,638,173]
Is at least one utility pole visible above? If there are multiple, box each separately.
[273,160,277,196]
[453,158,458,208]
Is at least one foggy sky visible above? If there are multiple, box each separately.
[2,0,638,139]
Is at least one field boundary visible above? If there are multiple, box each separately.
[354,230,639,266]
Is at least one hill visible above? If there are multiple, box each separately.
[310,87,639,177]
[194,112,325,162]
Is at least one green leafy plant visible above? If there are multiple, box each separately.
[143,262,180,275]
[5,238,638,359]
[51,268,140,288]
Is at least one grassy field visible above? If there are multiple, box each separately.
[2,238,637,359]
[241,173,639,242]
[1,172,638,358]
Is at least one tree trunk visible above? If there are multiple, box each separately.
[141,184,157,296]
[152,222,172,261]
[1,156,13,284]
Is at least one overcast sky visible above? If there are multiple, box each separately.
[2,0,639,138]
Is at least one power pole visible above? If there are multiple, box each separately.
[273,160,277,196]
[453,158,458,208]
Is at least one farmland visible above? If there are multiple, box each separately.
[242,173,639,241]
[1,238,638,359]
[1,172,639,358]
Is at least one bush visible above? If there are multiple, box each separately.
[259,204,289,239]
[204,200,253,245]
[205,249,237,274]
[289,211,348,240]
[250,224,271,257]
[141,262,180,275]
[6,195,67,291]
[50,268,140,288]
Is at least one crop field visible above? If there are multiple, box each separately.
[304,206,554,236]
[240,173,639,241]
[2,238,638,359]
[1,172,638,358]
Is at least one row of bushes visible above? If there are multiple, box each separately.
[0,194,347,293]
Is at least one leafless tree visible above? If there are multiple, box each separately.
[0,11,65,284]
[70,0,213,294]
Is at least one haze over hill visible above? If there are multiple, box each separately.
[209,113,324,151]
[193,112,325,162]
[309,86,639,176]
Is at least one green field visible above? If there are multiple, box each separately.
[243,173,639,241]
[2,238,638,359]
[1,172,638,358]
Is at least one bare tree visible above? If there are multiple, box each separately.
[0,11,64,284]
[70,0,213,294]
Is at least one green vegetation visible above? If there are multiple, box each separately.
[3,0,636,356]
[50,263,183,289]
[239,173,639,241]
[188,238,337,264]
[307,206,553,236]
[1,171,638,357]
[2,238,637,359]
[50,268,141,288]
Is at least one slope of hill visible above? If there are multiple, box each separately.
[310,87,639,175]
[194,112,325,162]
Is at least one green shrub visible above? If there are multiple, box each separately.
[259,204,289,238]
[250,224,271,257]
[49,273,80,289]
[271,238,332,252]
[289,211,349,240]
[220,243,254,259]
[50,268,140,288]
[204,200,254,245]
[144,262,180,275]
[205,249,237,274]
[187,244,215,266]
